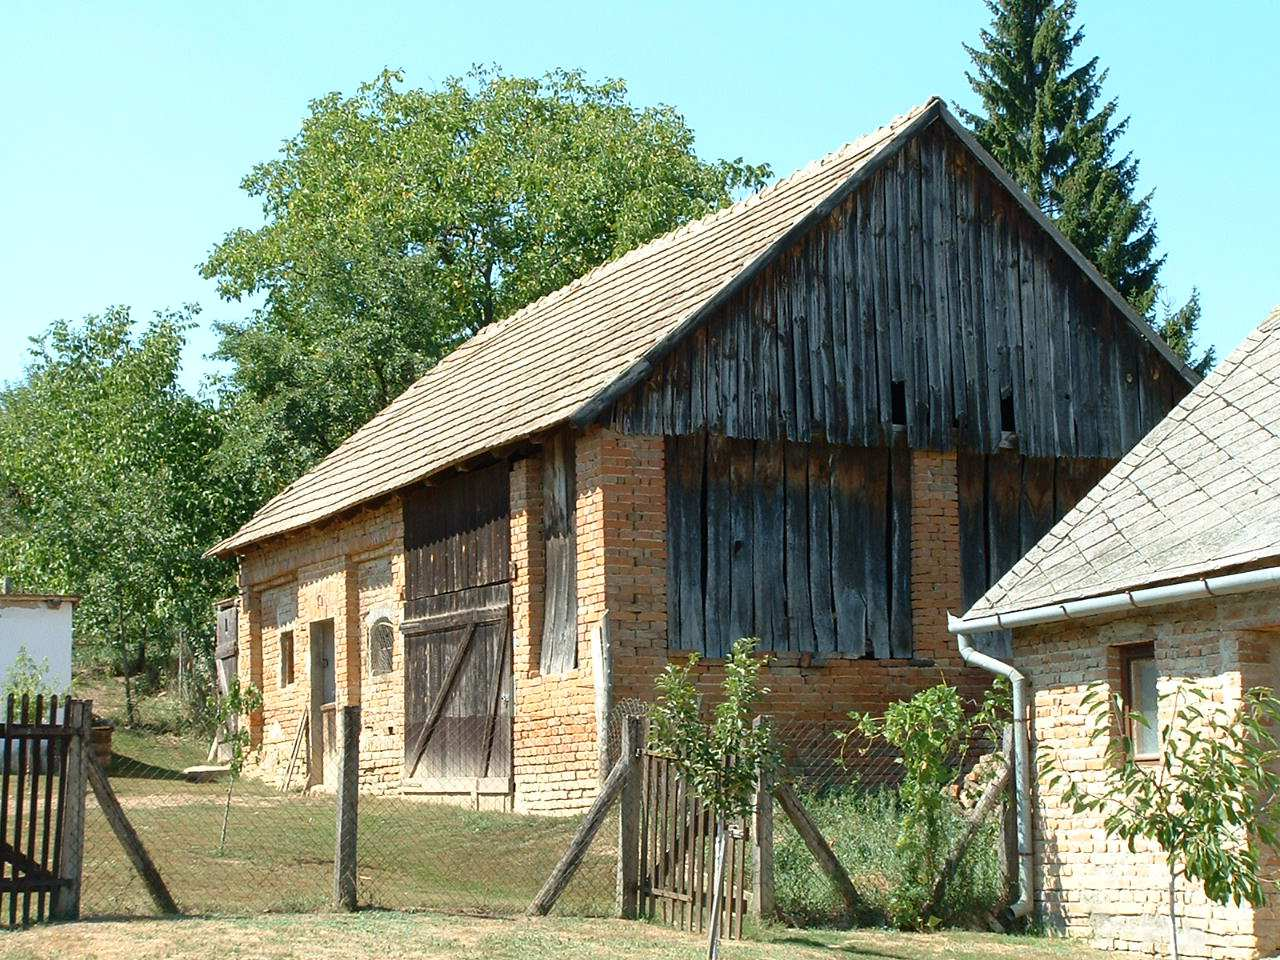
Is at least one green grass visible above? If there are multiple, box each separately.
[0,911,1106,960]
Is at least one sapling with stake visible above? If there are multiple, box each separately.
[650,638,775,960]
[1043,682,1280,960]
[214,677,262,856]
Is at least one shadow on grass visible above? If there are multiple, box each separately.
[768,936,912,959]
[108,754,189,781]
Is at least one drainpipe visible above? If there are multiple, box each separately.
[949,562,1280,926]
[953,629,1033,923]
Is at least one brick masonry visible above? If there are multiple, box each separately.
[233,427,995,814]
[1016,591,1280,959]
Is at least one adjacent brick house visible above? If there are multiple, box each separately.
[209,97,1191,815]
[952,306,1280,958]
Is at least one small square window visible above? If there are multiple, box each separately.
[1119,642,1158,758]
[370,619,394,676]
[279,629,295,687]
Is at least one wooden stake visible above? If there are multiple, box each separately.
[751,717,775,922]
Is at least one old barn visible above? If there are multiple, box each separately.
[209,98,1194,813]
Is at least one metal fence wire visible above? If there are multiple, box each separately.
[80,706,1006,925]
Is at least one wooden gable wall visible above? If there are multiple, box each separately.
[611,119,1190,458]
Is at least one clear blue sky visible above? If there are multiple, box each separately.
[3,1,1276,392]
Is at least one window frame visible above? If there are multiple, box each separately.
[369,616,395,677]
[1118,641,1158,760]
[278,628,295,688]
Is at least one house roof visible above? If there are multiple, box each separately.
[211,97,1190,558]
[963,305,1280,622]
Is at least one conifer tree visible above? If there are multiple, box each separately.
[961,0,1213,374]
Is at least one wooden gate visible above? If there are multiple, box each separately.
[640,750,750,938]
[0,696,76,928]
[402,463,513,806]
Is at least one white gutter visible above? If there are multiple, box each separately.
[948,563,1280,925]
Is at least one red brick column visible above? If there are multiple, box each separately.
[909,450,965,671]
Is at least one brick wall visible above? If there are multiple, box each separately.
[236,500,405,791]
[1018,591,1280,959]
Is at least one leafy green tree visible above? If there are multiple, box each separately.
[0,308,237,722]
[839,679,1009,928]
[651,638,776,959]
[203,67,770,503]
[960,0,1213,374]
[1043,684,1280,960]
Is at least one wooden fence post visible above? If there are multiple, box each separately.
[774,782,859,922]
[617,715,643,919]
[50,700,90,921]
[334,705,360,911]
[751,717,775,921]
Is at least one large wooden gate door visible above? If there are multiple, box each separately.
[401,463,513,804]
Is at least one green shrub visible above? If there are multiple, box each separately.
[773,784,1003,928]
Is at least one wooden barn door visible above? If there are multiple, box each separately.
[402,463,513,803]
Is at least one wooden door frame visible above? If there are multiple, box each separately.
[307,619,336,787]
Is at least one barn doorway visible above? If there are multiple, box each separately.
[308,618,336,787]
[401,462,513,808]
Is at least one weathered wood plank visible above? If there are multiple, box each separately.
[888,437,913,659]
[807,445,837,655]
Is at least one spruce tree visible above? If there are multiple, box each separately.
[961,0,1213,374]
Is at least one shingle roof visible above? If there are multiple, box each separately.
[964,306,1280,621]
[210,97,1187,558]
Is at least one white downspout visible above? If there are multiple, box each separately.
[949,562,1280,926]
[954,631,1033,922]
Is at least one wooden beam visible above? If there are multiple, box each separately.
[85,747,178,915]
[922,758,1011,920]
[529,748,636,916]
[752,718,776,921]
[774,782,858,921]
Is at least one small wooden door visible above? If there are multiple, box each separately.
[402,463,513,800]
[212,599,239,763]
[309,619,336,785]
[403,584,513,791]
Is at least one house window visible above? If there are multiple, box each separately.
[279,629,295,687]
[369,618,394,676]
[1119,642,1159,758]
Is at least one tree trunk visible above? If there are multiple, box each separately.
[707,816,728,960]
[1168,863,1180,960]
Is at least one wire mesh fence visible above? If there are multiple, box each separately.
[79,705,1008,927]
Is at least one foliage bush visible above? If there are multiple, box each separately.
[773,784,1003,928]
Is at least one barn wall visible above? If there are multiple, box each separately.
[613,121,1189,459]
[1019,591,1280,959]
[236,501,406,791]
[607,430,992,750]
